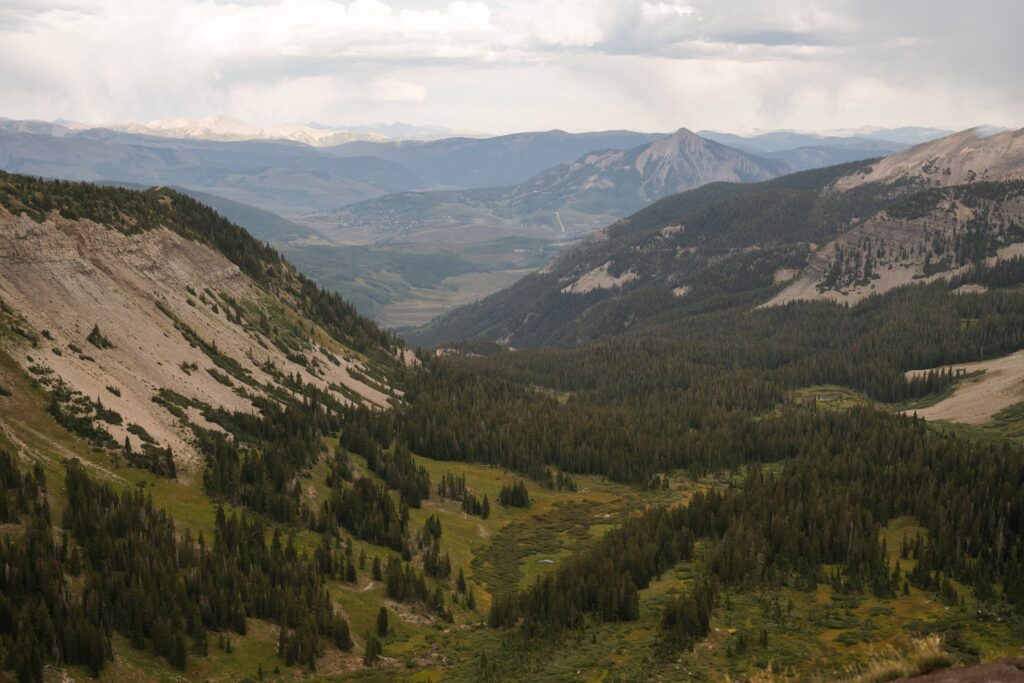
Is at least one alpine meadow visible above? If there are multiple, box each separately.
[1,1,1024,682]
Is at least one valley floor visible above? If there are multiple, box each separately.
[374,268,535,329]
[4,345,1023,682]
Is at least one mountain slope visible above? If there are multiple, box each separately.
[404,161,880,346]
[0,129,426,216]
[325,129,667,189]
[0,171,400,470]
[507,128,783,222]
[768,128,1024,305]
[310,129,784,243]
[768,180,1024,306]
[834,127,1024,190]
[408,128,1024,347]
[173,187,318,243]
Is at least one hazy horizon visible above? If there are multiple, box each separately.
[3,113,1010,142]
[1,1,1021,135]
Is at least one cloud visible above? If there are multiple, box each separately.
[369,78,427,102]
[0,0,1020,133]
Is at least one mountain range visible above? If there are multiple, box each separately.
[1,116,1012,329]
[0,120,663,221]
[324,129,667,189]
[0,116,946,242]
[6,116,471,145]
[409,127,1024,347]
[306,129,790,243]
[0,125,424,216]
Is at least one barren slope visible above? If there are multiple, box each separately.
[905,350,1024,425]
[835,127,1024,191]
[0,205,392,471]
[767,183,1024,307]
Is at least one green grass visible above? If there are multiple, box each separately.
[789,385,873,410]
[924,400,1024,446]
[788,379,978,419]
[97,621,286,682]
[282,238,561,327]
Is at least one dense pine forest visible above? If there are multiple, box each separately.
[396,278,1024,485]
[486,409,1024,634]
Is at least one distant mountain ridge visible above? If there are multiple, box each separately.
[1,116,466,145]
[310,129,784,243]
[833,127,1024,190]
[325,129,668,189]
[408,127,1024,348]
[0,127,426,216]
[0,119,669,224]
[516,128,784,213]
[695,125,994,151]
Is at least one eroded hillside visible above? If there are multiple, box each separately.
[769,181,1024,306]
[0,173,400,476]
[835,127,1024,190]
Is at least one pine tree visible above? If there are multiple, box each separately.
[363,634,382,665]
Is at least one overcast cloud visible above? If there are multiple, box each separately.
[0,0,1020,133]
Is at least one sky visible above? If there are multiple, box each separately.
[0,0,1021,134]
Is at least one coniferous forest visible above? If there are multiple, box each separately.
[2,168,1024,681]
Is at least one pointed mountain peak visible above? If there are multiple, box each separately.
[664,127,702,143]
[642,128,709,158]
